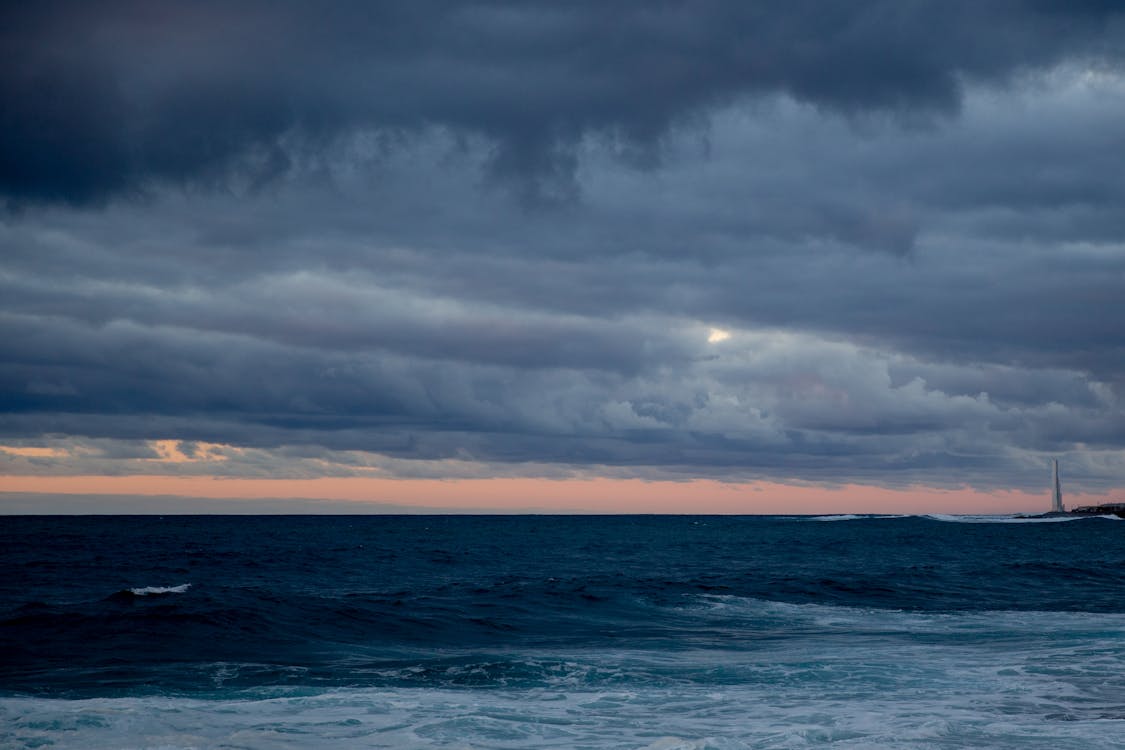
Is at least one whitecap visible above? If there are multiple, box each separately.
[127,583,191,596]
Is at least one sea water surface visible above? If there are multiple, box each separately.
[3,514,1125,749]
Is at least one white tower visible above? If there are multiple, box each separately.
[1051,459,1064,513]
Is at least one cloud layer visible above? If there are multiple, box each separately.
[3,2,1124,493]
[5,1,1124,205]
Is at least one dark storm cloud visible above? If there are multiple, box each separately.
[3,2,1125,495]
[3,0,1124,206]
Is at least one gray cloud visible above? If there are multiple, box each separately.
[3,1,1124,206]
[2,3,1125,496]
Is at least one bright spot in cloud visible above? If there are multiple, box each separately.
[707,327,731,344]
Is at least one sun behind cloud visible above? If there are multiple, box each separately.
[707,327,731,344]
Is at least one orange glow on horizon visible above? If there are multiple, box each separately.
[0,446,69,458]
[3,474,1121,514]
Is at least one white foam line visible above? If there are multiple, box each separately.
[810,514,908,521]
[925,513,1121,524]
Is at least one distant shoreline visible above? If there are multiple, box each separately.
[1027,503,1125,520]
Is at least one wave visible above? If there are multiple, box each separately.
[689,593,1125,635]
[810,514,908,521]
[809,513,1120,524]
[125,583,191,596]
[7,637,1125,750]
[924,513,1121,524]
[7,591,1125,747]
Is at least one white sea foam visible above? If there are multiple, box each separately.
[4,660,1124,750]
[810,514,907,521]
[924,513,1121,524]
[127,583,191,596]
[691,593,1125,637]
[810,513,1119,524]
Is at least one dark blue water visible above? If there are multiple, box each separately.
[3,514,1125,748]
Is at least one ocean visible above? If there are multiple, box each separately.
[2,513,1125,749]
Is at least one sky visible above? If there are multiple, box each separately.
[2,1,1125,514]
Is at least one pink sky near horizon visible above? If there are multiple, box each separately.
[4,474,1121,514]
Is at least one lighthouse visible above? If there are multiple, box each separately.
[1050,459,1064,513]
